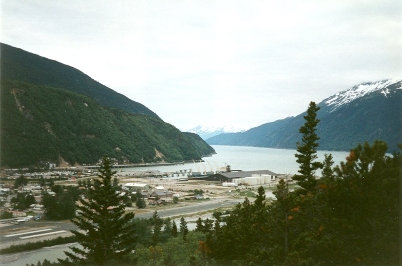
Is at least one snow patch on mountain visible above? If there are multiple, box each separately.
[324,79,401,112]
[187,125,245,140]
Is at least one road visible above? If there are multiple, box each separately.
[0,198,243,249]
[136,198,243,219]
[0,220,76,249]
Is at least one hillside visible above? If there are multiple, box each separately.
[1,80,215,168]
[0,43,159,118]
[207,79,401,151]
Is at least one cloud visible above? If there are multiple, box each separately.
[1,0,400,130]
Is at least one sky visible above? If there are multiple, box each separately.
[1,0,401,132]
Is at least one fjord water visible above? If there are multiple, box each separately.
[119,145,350,175]
[205,145,349,174]
[1,146,350,265]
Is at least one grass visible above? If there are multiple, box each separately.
[168,206,234,220]
[0,236,77,254]
[237,190,257,198]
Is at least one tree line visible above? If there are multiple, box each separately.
[29,101,400,265]
[205,102,400,265]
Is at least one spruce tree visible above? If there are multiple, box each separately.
[63,157,136,264]
[171,221,178,237]
[203,218,213,233]
[195,217,204,232]
[14,174,28,189]
[321,154,335,180]
[162,218,172,240]
[151,211,163,245]
[179,217,188,240]
[136,195,146,209]
[213,211,222,232]
[293,101,321,191]
[254,186,266,208]
[273,179,290,255]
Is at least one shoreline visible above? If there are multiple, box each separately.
[1,153,217,172]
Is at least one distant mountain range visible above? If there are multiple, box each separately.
[207,79,402,152]
[0,43,215,168]
[187,126,242,140]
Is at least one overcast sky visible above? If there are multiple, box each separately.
[1,0,400,131]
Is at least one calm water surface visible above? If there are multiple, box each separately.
[2,146,349,265]
[119,145,350,175]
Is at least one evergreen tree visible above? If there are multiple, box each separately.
[112,177,119,189]
[136,193,146,209]
[212,211,222,221]
[212,211,222,232]
[151,211,163,245]
[208,196,273,263]
[214,219,221,232]
[195,217,204,232]
[203,218,213,233]
[162,217,172,240]
[11,192,36,210]
[293,101,321,191]
[330,141,400,265]
[173,196,179,204]
[254,186,266,208]
[321,154,335,180]
[179,217,188,240]
[272,179,291,256]
[47,179,55,189]
[171,221,178,237]
[39,177,46,188]
[14,174,28,189]
[63,157,136,264]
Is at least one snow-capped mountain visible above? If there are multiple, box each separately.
[324,79,401,112]
[207,79,401,152]
[187,125,244,140]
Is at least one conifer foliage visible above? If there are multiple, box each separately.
[293,101,321,191]
[63,157,136,264]
[179,217,188,240]
[206,99,400,265]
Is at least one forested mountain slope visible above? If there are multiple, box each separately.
[1,80,215,168]
[207,79,401,151]
[1,43,159,118]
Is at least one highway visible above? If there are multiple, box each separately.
[0,198,243,248]
[136,198,243,219]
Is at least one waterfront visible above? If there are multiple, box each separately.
[0,145,350,265]
[118,145,350,175]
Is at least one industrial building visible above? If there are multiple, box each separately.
[207,170,279,186]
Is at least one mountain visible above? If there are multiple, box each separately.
[187,125,242,140]
[0,44,215,168]
[0,43,159,118]
[207,79,401,151]
[1,80,215,168]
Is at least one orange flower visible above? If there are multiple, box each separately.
[198,240,210,254]
[319,225,325,232]
[287,215,293,220]
[347,151,356,162]
[291,206,300,212]
[319,184,327,190]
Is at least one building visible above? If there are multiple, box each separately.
[122,183,149,191]
[206,170,279,184]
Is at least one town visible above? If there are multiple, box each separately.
[0,163,289,249]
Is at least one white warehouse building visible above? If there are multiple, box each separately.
[213,170,279,186]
